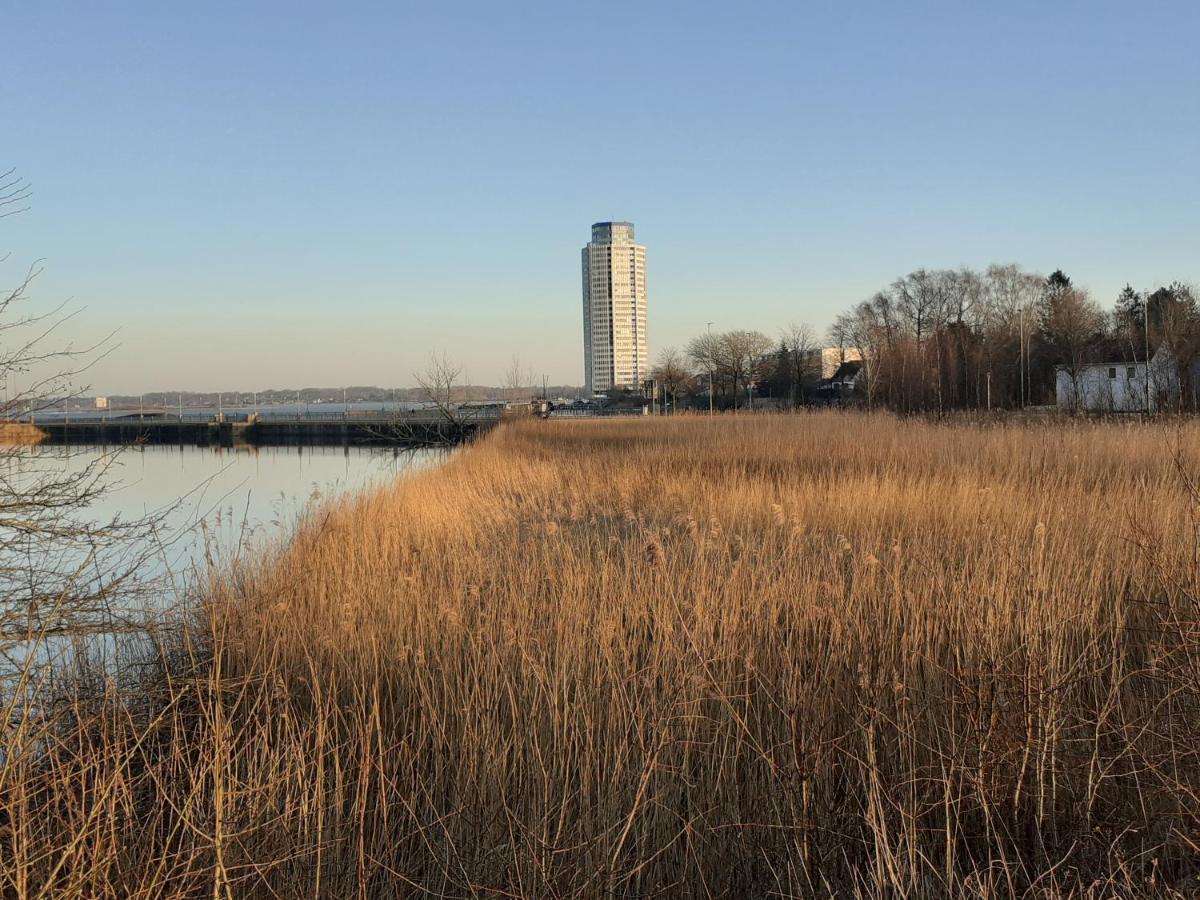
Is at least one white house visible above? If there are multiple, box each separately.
[1055,346,1178,412]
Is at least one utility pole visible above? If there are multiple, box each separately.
[1145,295,1152,415]
[1018,306,1025,409]
[707,322,714,416]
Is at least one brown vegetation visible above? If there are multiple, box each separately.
[0,422,45,444]
[5,413,1200,897]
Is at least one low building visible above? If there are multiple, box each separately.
[1055,346,1188,412]
[815,360,863,403]
[94,396,109,410]
[810,346,862,379]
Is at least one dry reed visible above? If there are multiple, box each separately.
[0,422,46,445]
[4,412,1200,897]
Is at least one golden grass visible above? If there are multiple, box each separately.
[5,412,1200,897]
[0,422,46,445]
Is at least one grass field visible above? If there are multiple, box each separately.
[5,412,1200,897]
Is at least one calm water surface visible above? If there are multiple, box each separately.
[28,443,444,582]
[0,444,444,681]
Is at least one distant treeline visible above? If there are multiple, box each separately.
[86,384,585,410]
[652,265,1200,412]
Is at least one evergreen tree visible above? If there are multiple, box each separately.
[1045,269,1072,295]
[762,341,792,399]
[1113,284,1144,332]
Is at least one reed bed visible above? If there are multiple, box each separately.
[0,422,46,445]
[5,412,1200,897]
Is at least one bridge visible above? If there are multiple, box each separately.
[22,407,508,447]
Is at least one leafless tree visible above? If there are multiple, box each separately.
[1038,286,1105,412]
[502,355,536,403]
[650,347,692,412]
[686,330,773,409]
[0,170,165,681]
[832,300,892,409]
[1148,283,1200,410]
[685,332,722,408]
[780,322,819,406]
[415,352,463,422]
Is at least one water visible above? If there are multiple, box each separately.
[0,443,443,682]
[59,443,443,575]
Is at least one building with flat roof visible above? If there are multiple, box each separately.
[581,222,647,395]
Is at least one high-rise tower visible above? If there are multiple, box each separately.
[581,221,647,395]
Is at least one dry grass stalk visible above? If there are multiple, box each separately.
[5,412,1200,897]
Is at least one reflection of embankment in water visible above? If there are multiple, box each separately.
[27,415,496,448]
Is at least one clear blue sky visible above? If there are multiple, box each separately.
[4,1,1198,393]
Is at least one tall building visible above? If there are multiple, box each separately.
[581,221,647,395]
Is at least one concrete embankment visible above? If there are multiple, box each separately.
[24,414,497,447]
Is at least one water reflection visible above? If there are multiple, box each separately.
[14,443,444,582]
[0,443,444,683]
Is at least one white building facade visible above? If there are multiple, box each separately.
[582,221,647,395]
[1055,347,1179,412]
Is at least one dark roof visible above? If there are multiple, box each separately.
[816,361,862,393]
[1084,338,1150,364]
[829,360,862,380]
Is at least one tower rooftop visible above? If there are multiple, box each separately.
[590,221,635,244]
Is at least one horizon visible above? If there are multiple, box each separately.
[5,1,1198,394]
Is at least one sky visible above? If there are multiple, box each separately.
[3,1,1198,393]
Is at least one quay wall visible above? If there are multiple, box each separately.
[28,415,494,447]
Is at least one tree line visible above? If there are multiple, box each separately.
[650,265,1200,412]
